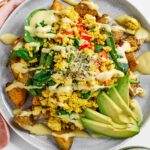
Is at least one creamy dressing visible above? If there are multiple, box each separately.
[48,85,72,94]
[36,33,56,39]
[62,17,73,23]
[111,24,125,32]
[30,10,58,28]
[135,27,150,42]
[52,132,75,140]
[5,81,42,92]
[11,62,43,74]
[97,23,111,32]
[25,42,41,51]
[95,69,124,81]
[25,10,59,38]
[138,51,150,74]
[13,41,24,50]
[0,33,19,44]
[116,42,130,63]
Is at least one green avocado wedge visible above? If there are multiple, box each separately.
[129,99,143,125]
[116,76,130,105]
[81,118,139,138]
[84,108,127,129]
[97,92,133,124]
[107,87,138,122]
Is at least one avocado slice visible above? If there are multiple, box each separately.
[129,99,143,125]
[107,87,137,122]
[81,118,139,138]
[97,92,132,124]
[84,108,127,129]
[116,76,129,105]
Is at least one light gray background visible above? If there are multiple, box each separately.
[1,0,150,150]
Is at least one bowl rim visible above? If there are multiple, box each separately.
[0,0,150,150]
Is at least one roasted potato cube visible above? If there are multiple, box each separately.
[51,0,64,10]
[129,84,145,97]
[126,52,138,72]
[112,31,124,43]
[123,36,144,52]
[53,131,74,150]
[14,116,52,135]
[14,116,34,126]
[17,72,32,84]
[6,83,28,108]
[97,14,111,24]
[75,2,98,18]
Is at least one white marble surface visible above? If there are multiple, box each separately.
[2,0,150,150]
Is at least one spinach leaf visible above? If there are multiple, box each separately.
[74,38,79,49]
[26,79,42,96]
[57,109,71,116]
[9,48,37,61]
[94,44,103,53]
[39,52,54,68]
[33,70,51,83]
[106,32,129,74]
[80,91,91,99]
[48,80,56,86]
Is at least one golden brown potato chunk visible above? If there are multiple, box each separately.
[6,84,28,108]
[14,116,34,127]
[75,3,98,18]
[53,131,74,150]
[51,0,64,10]
[126,52,138,72]
[17,73,32,84]
[112,31,124,43]
[123,36,144,52]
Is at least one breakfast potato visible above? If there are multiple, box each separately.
[53,131,74,150]
[126,53,138,71]
[126,52,138,72]
[6,83,28,108]
[123,36,144,52]
[75,2,98,18]
[112,30,124,43]
[51,0,64,10]
[14,116,52,135]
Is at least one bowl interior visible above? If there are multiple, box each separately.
[0,0,150,150]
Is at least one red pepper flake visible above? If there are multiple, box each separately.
[61,30,74,35]
[55,37,62,42]
[79,43,93,51]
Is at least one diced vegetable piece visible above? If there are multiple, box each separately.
[81,118,139,138]
[94,44,103,53]
[80,91,90,99]
[53,131,74,150]
[106,33,128,73]
[6,83,28,108]
[9,48,38,61]
[116,76,130,105]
